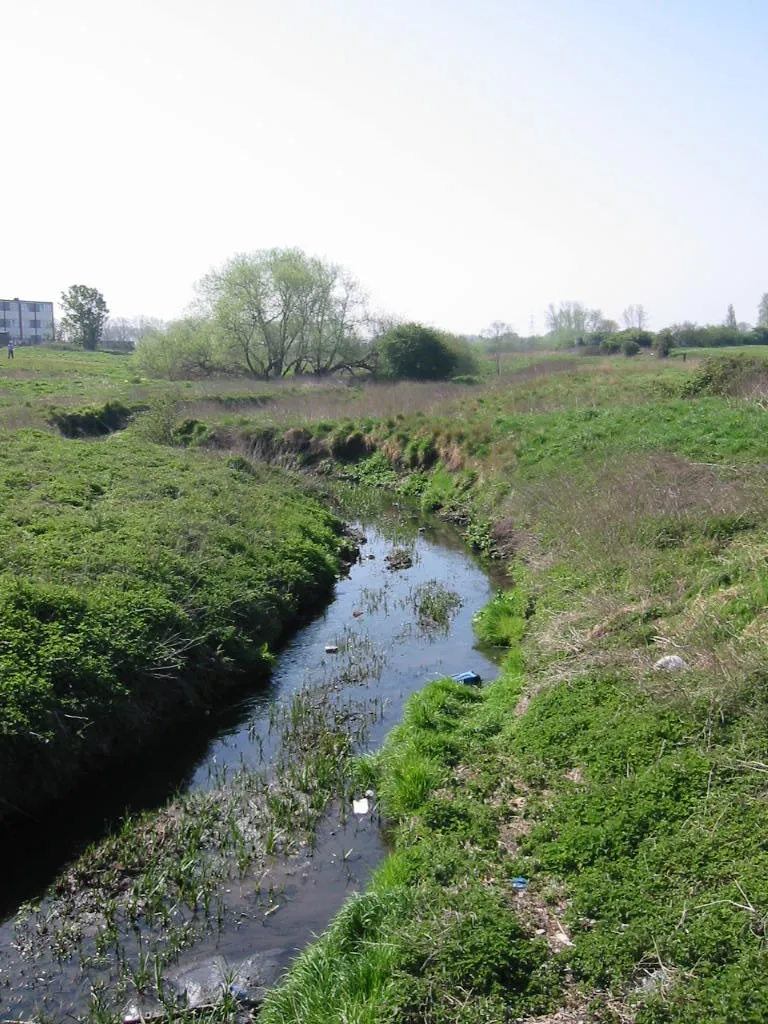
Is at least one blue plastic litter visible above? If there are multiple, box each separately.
[451,671,482,686]
[229,983,249,1004]
[510,876,529,890]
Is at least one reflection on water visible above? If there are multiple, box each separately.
[0,510,502,1018]
[191,517,499,789]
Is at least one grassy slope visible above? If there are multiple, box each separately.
[6,347,768,1018]
[0,425,343,818]
[254,355,768,1023]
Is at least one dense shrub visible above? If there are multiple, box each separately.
[46,400,138,437]
[377,323,458,381]
[681,354,768,397]
[440,333,480,376]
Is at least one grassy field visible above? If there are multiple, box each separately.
[240,351,768,1022]
[0,399,347,818]
[5,345,768,1019]
[673,344,768,359]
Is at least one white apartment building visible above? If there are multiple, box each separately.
[0,298,55,344]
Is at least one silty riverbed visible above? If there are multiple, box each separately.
[0,510,502,1020]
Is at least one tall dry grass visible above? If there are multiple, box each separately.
[184,379,478,427]
[506,452,768,699]
[504,452,764,569]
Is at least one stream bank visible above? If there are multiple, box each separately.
[0,508,501,1021]
[0,436,350,827]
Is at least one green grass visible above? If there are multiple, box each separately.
[487,398,768,474]
[0,428,343,816]
[7,346,768,1018]
[674,344,768,359]
[259,676,557,1024]
[473,571,531,646]
[506,670,768,1022]
[250,354,768,1020]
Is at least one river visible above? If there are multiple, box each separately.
[0,507,502,1020]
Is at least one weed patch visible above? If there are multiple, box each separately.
[0,430,343,817]
[680,353,768,398]
[46,399,140,437]
[260,677,557,1024]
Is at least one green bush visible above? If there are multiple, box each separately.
[377,323,457,381]
[46,400,138,437]
[342,450,397,488]
[681,354,768,398]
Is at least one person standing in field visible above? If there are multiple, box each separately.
[7,341,13,359]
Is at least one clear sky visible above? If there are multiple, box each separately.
[4,0,767,333]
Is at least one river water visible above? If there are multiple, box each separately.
[0,508,502,1019]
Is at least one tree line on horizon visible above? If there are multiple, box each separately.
[58,252,768,380]
[479,295,768,361]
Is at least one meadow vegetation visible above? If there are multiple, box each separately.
[5,343,768,1020]
[0,421,345,819]
[246,348,768,1022]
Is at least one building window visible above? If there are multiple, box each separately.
[0,301,10,312]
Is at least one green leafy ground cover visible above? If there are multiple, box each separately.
[250,356,768,1021]
[0,349,284,432]
[4,347,768,1019]
[263,652,768,1022]
[0,428,343,817]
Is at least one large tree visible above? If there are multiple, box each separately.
[60,285,109,350]
[758,293,768,329]
[198,248,370,378]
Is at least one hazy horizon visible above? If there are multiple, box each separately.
[4,0,767,334]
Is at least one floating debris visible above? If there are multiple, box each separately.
[451,671,482,686]
[324,644,339,654]
[352,797,370,815]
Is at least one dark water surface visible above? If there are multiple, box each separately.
[0,511,502,1019]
